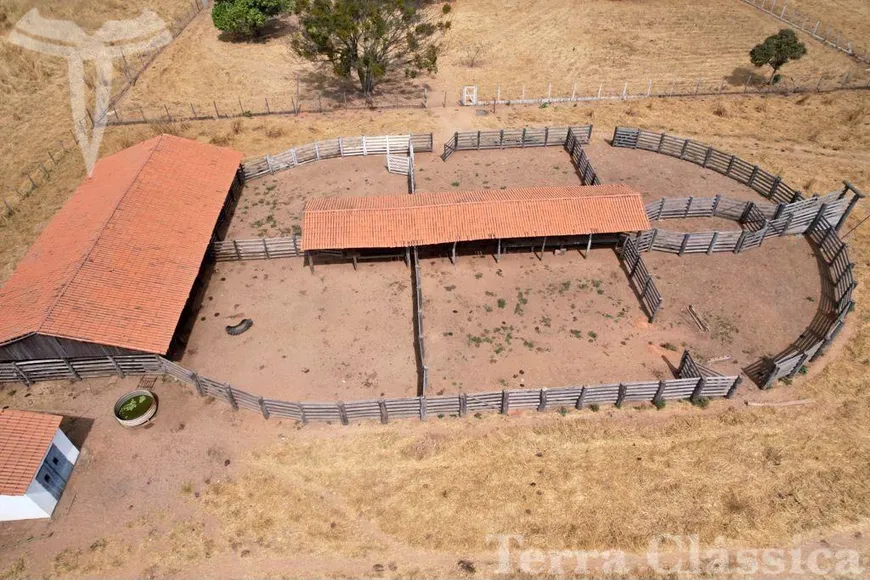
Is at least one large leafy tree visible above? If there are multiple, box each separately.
[749,29,807,84]
[291,0,450,94]
[212,0,291,39]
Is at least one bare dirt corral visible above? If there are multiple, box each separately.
[228,155,408,238]
[415,147,583,193]
[181,259,417,402]
[421,235,819,394]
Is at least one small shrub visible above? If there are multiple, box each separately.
[497,298,506,309]
[442,3,452,14]
[712,103,728,117]
[451,181,460,187]
[587,331,597,340]
[475,273,483,279]
[660,342,678,352]
[265,124,285,138]
[692,396,710,409]
[231,119,243,134]
[589,404,600,412]
[798,365,808,375]
[653,398,666,410]
[444,285,456,291]
[570,329,583,339]
[558,407,569,416]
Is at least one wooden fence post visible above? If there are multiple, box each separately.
[707,232,718,255]
[653,380,666,404]
[500,390,510,414]
[678,233,690,256]
[258,397,270,419]
[225,384,239,410]
[11,362,32,386]
[62,359,81,381]
[458,393,467,417]
[378,400,389,424]
[734,231,747,254]
[299,403,308,425]
[419,396,427,420]
[576,386,587,409]
[615,383,626,408]
[726,376,742,399]
[337,402,348,425]
[690,377,706,402]
[192,372,205,396]
[108,356,125,378]
[538,388,548,412]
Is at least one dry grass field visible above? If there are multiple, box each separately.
[779,0,870,44]
[115,0,869,115]
[1,0,870,575]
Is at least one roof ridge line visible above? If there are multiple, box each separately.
[306,192,638,213]
[37,135,166,336]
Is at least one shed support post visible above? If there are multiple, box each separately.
[306,251,314,273]
[495,239,501,262]
[352,253,358,271]
[451,241,457,266]
[404,247,410,268]
[585,234,592,258]
[539,236,547,261]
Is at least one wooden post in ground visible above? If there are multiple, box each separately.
[450,241,457,266]
[585,234,592,258]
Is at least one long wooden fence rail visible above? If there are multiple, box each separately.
[565,127,601,186]
[0,353,740,424]
[618,237,662,322]
[243,133,434,180]
[211,236,303,261]
[441,126,592,161]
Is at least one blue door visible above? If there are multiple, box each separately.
[44,445,74,481]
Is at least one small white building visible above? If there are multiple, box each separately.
[0,409,79,521]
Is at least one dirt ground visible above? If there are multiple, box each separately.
[180,259,417,402]
[415,146,584,193]
[227,155,408,238]
[421,235,820,394]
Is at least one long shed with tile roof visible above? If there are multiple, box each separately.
[0,135,243,362]
[301,185,650,252]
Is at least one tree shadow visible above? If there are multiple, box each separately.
[725,66,768,87]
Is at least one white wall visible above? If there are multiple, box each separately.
[0,427,78,522]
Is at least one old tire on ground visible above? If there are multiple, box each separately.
[226,318,253,336]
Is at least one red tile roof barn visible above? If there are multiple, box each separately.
[0,410,63,496]
[0,135,243,354]
[301,185,650,251]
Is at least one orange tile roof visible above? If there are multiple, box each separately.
[302,185,650,251]
[0,410,63,496]
[0,135,243,354]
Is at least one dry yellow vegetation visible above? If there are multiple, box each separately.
[778,0,870,45]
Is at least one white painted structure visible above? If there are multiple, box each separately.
[0,411,79,522]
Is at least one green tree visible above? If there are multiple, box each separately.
[291,0,450,94]
[212,0,291,39]
[749,29,807,84]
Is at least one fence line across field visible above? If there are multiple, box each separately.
[3,0,206,220]
[0,351,740,424]
[741,0,869,64]
[440,125,592,161]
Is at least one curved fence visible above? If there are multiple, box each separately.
[242,133,433,180]
[0,352,739,424]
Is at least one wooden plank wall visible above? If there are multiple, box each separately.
[0,354,741,424]
[618,237,662,322]
[441,125,592,161]
[243,134,434,180]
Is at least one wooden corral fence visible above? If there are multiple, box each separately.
[441,126,592,161]
[0,352,740,424]
[677,351,742,401]
[741,0,869,64]
[410,247,428,394]
[760,215,857,387]
[613,127,809,205]
[618,237,662,322]
[211,236,302,261]
[565,127,601,186]
[243,133,433,179]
